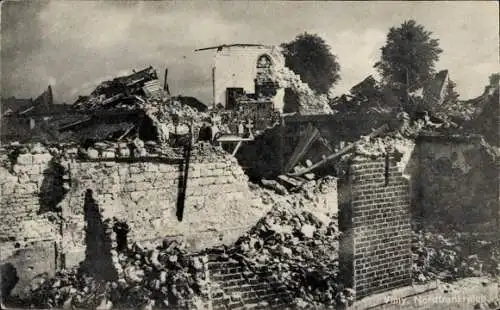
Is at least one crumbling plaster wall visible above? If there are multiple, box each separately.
[0,151,60,296]
[214,45,285,111]
[415,136,499,228]
[60,154,265,268]
[0,145,269,290]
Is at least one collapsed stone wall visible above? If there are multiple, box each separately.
[415,135,499,229]
[339,154,413,299]
[60,154,263,268]
[0,143,268,295]
[0,150,61,295]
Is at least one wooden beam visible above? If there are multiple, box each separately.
[231,140,243,156]
[285,123,321,172]
[277,174,303,188]
[286,130,319,172]
[284,123,313,171]
[287,124,389,177]
[117,125,136,141]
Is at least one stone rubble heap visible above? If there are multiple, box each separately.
[227,189,353,309]
[412,228,500,283]
[10,161,500,309]
[272,66,334,115]
[17,179,353,310]
[21,235,209,310]
[1,140,230,168]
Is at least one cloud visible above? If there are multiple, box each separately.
[1,1,498,104]
[324,28,386,95]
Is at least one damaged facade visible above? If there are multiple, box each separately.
[198,44,286,113]
[0,86,75,144]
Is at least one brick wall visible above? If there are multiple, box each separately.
[340,155,412,299]
[207,253,292,309]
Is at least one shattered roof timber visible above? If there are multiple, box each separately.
[114,66,157,85]
[287,124,390,177]
[195,44,270,51]
[1,85,54,116]
[58,109,146,132]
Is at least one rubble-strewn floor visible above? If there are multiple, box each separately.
[350,277,499,310]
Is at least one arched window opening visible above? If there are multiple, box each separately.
[255,54,276,98]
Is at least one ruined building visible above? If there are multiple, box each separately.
[423,69,449,106]
[197,44,286,113]
[0,86,77,145]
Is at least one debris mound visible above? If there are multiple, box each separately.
[21,239,209,310]
[226,200,353,308]
[19,181,353,309]
[412,228,500,283]
[272,66,334,115]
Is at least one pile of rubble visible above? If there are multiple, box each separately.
[73,66,163,111]
[227,190,353,308]
[18,178,352,309]
[272,66,334,115]
[412,228,500,283]
[21,239,209,310]
[67,67,210,146]
[142,95,209,144]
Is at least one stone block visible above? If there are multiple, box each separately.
[135,181,151,191]
[129,173,146,183]
[16,154,33,166]
[129,165,143,174]
[213,169,224,177]
[145,164,159,173]
[102,151,115,159]
[118,167,129,178]
[117,148,130,157]
[130,191,145,202]
[158,164,174,173]
[142,172,158,182]
[87,149,99,159]
[123,182,136,192]
[198,167,209,177]
[191,169,201,178]
[207,163,216,170]
[27,164,43,175]
[215,162,227,169]
[14,182,38,194]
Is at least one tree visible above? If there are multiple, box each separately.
[375,20,443,95]
[281,33,341,95]
[488,73,500,88]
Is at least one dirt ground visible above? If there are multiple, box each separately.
[350,277,500,310]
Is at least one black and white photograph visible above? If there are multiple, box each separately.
[0,1,499,309]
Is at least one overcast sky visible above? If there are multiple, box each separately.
[1,1,499,104]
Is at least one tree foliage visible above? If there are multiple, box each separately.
[488,73,500,88]
[281,33,341,95]
[376,20,443,93]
